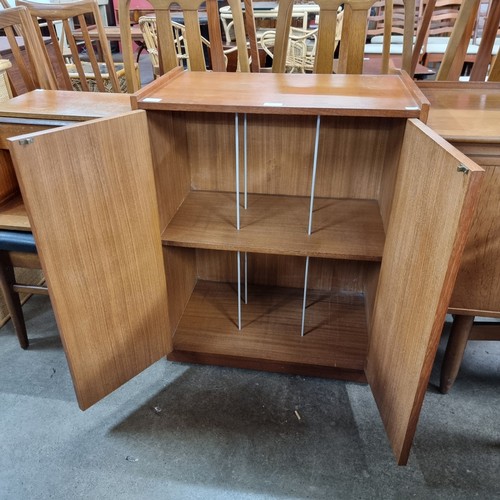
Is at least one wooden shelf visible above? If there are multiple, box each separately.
[163,191,385,261]
[169,280,368,381]
[0,194,30,230]
[134,71,428,118]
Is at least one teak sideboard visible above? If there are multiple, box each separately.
[2,70,484,465]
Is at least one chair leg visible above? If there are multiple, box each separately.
[0,258,29,349]
[440,314,474,394]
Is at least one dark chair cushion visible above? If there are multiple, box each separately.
[0,231,37,253]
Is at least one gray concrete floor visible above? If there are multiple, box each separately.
[0,294,499,499]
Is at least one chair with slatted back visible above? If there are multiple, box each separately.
[414,0,482,77]
[0,7,51,349]
[119,0,251,93]
[16,0,129,92]
[0,5,57,95]
[269,0,416,74]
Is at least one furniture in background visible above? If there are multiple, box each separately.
[0,6,57,95]
[259,10,343,73]
[266,0,416,74]
[0,90,132,347]
[17,0,129,92]
[119,0,250,93]
[413,0,499,80]
[420,80,500,392]
[220,2,319,44]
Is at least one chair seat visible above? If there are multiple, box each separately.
[0,231,36,253]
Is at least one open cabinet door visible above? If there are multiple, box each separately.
[8,111,171,410]
[366,119,483,465]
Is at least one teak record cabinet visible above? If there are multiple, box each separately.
[8,70,483,465]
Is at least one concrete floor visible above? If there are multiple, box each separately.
[0,294,499,499]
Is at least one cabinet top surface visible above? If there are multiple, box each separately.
[419,82,500,143]
[0,90,132,121]
[135,71,426,117]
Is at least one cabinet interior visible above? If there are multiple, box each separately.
[147,110,407,379]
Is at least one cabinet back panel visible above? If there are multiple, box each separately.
[316,117,405,200]
[147,111,191,230]
[195,249,369,293]
[185,113,406,200]
[185,112,238,193]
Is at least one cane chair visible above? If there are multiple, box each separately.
[17,0,128,92]
[139,16,238,76]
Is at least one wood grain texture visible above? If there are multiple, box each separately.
[420,82,500,317]
[8,111,170,410]
[419,82,500,144]
[0,90,132,121]
[136,71,426,117]
[449,166,500,312]
[195,250,371,292]
[164,246,196,334]
[146,110,191,229]
[187,113,406,200]
[164,192,385,261]
[0,149,17,202]
[366,119,483,465]
[170,280,368,376]
[0,193,29,230]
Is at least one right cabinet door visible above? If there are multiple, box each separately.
[366,119,484,465]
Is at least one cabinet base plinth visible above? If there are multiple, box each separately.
[167,350,367,382]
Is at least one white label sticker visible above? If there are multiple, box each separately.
[263,102,283,107]
[143,98,162,103]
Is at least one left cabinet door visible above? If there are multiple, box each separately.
[9,110,171,410]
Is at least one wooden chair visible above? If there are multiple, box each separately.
[0,15,48,349]
[0,5,57,95]
[0,231,47,349]
[119,0,251,93]
[16,0,128,92]
[418,0,499,81]
[268,0,416,75]
[366,0,422,74]
[413,0,482,77]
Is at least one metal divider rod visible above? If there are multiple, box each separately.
[308,115,321,235]
[301,256,310,337]
[235,114,242,330]
[302,116,321,335]
[244,113,248,209]
[237,251,242,330]
[244,252,248,304]
[244,113,248,305]
[235,113,240,230]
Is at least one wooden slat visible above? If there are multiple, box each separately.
[366,119,483,465]
[8,111,170,410]
[164,191,386,261]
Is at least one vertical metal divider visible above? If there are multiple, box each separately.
[235,113,242,330]
[244,113,248,305]
[301,115,322,336]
